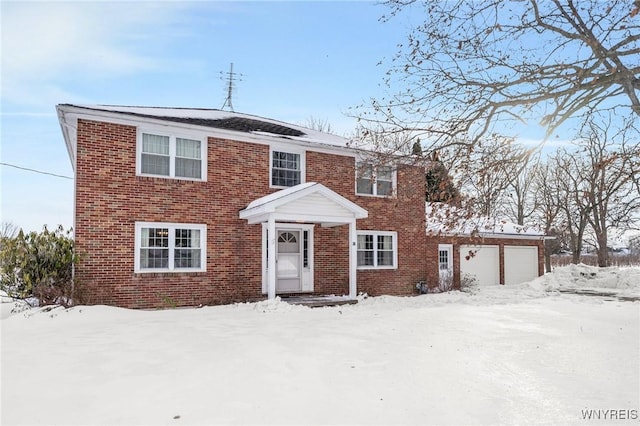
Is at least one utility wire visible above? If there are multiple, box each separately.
[0,162,73,180]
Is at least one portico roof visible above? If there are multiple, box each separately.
[239,183,368,226]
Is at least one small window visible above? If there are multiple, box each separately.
[357,231,398,269]
[271,150,302,187]
[135,222,206,272]
[439,249,449,271]
[356,162,394,196]
[138,131,206,181]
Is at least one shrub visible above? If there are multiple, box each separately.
[0,225,79,307]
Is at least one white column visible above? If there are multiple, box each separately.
[348,219,357,299]
[267,216,277,300]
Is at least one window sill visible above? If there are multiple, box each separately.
[134,270,207,276]
[356,266,398,271]
[136,174,207,183]
[355,192,395,198]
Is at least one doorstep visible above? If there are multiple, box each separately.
[282,295,358,308]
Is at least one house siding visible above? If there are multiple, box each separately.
[74,118,429,308]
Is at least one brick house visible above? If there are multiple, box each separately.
[57,104,545,309]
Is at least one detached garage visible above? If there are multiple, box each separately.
[426,203,548,289]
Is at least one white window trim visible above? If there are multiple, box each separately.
[136,129,207,181]
[355,162,397,197]
[356,230,398,270]
[134,222,207,273]
[269,147,306,189]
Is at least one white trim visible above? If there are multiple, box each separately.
[136,128,207,181]
[356,230,398,270]
[134,222,207,273]
[240,183,368,223]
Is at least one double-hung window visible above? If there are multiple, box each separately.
[271,150,303,187]
[135,222,206,273]
[357,231,398,269]
[139,131,206,180]
[356,162,394,196]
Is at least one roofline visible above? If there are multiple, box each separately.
[428,231,548,240]
[55,104,364,159]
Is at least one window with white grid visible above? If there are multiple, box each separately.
[135,222,206,273]
[138,131,206,180]
[357,231,398,269]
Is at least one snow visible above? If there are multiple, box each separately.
[66,104,351,148]
[2,266,638,425]
[426,203,545,238]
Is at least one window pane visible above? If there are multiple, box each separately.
[142,153,170,176]
[376,180,393,196]
[439,249,449,270]
[377,235,393,250]
[357,177,373,194]
[175,158,202,179]
[175,249,201,268]
[357,235,373,250]
[377,166,393,181]
[142,134,169,155]
[176,138,201,159]
[377,250,394,266]
[140,248,169,269]
[357,250,374,266]
[357,234,374,266]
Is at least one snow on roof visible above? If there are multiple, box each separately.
[61,104,351,148]
[426,202,545,238]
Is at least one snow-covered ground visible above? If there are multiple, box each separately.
[1,265,639,425]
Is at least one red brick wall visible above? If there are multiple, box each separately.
[424,235,545,289]
[75,119,429,308]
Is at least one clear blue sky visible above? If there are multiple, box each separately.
[1,1,553,233]
[2,1,409,232]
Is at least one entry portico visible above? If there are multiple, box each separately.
[239,183,368,300]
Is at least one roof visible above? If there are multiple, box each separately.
[426,203,546,239]
[57,104,350,147]
[239,182,368,225]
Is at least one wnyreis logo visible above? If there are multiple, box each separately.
[581,409,638,420]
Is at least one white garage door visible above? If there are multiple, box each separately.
[504,246,539,285]
[459,245,499,286]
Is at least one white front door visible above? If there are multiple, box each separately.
[438,244,453,290]
[276,230,302,292]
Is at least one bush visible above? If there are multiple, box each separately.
[0,225,79,307]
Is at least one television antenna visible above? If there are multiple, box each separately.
[220,62,243,112]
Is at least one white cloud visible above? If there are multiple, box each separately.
[1,2,190,107]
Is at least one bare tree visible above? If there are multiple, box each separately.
[454,136,531,218]
[573,114,640,266]
[503,154,540,225]
[549,148,593,264]
[353,0,639,148]
[531,160,564,271]
[303,116,334,134]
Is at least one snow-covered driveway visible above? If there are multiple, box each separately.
[1,266,639,425]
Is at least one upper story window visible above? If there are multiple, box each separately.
[138,131,206,181]
[271,150,303,187]
[356,163,395,196]
[135,222,206,273]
